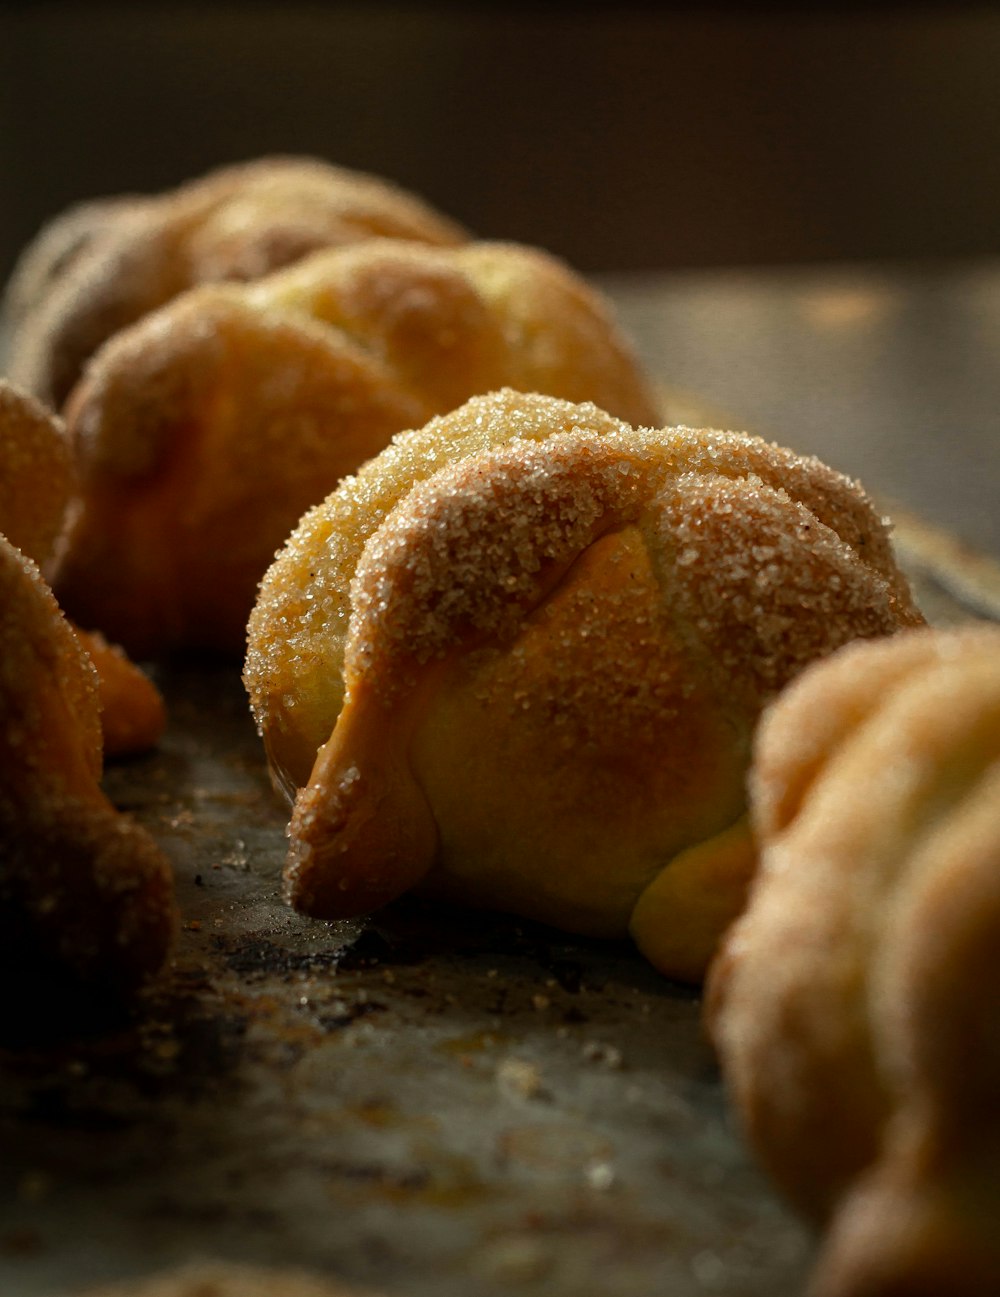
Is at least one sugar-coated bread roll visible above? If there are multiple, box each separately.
[0,534,176,992]
[0,385,165,985]
[706,624,1000,1296]
[75,627,167,758]
[0,378,165,755]
[51,241,658,657]
[246,390,922,980]
[2,155,467,408]
[0,379,75,570]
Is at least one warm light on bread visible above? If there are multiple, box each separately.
[0,378,165,755]
[50,241,658,657]
[0,534,176,991]
[246,389,922,980]
[707,624,1000,1295]
[2,155,468,408]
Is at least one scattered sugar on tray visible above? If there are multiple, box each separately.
[496,1056,546,1101]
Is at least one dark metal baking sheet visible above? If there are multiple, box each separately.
[1,520,997,1297]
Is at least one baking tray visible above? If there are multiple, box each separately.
[1,480,998,1297]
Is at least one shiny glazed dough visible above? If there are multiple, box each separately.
[247,389,922,980]
[51,240,658,657]
[706,625,1000,1295]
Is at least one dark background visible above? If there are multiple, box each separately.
[3,2,1000,281]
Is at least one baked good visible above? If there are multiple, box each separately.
[0,379,165,755]
[75,627,167,758]
[0,533,176,991]
[0,378,174,990]
[0,377,75,568]
[706,625,1000,1295]
[50,240,659,658]
[245,389,922,980]
[73,1260,380,1297]
[2,155,467,408]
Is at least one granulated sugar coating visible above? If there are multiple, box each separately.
[0,535,176,992]
[0,538,103,782]
[3,155,469,409]
[0,378,74,569]
[0,378,167,760]
[0,394,174,997]
[247,389,919,798]
[53,239,656,658]
[347,429,917,699]
[246,390,645,794]
[706,624,1000,1294]
[248,390,922,981]
[652,471,919,715]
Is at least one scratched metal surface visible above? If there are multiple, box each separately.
[0,650,805,1297]
[0,664,811,1297]
[0,526,996,1297]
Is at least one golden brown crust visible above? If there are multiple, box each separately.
[0,378,166,757]
[0,382,174,989]
[248,390,921,980]
[52,241,658,657]
[0,537,176,990]
[3,155,467,408]
[0,377,75,571]
[706,624,1000,1294]
[76,628,167,757]
[246,390,651,797]
[247,389,920,799]
[1,193,148,337]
